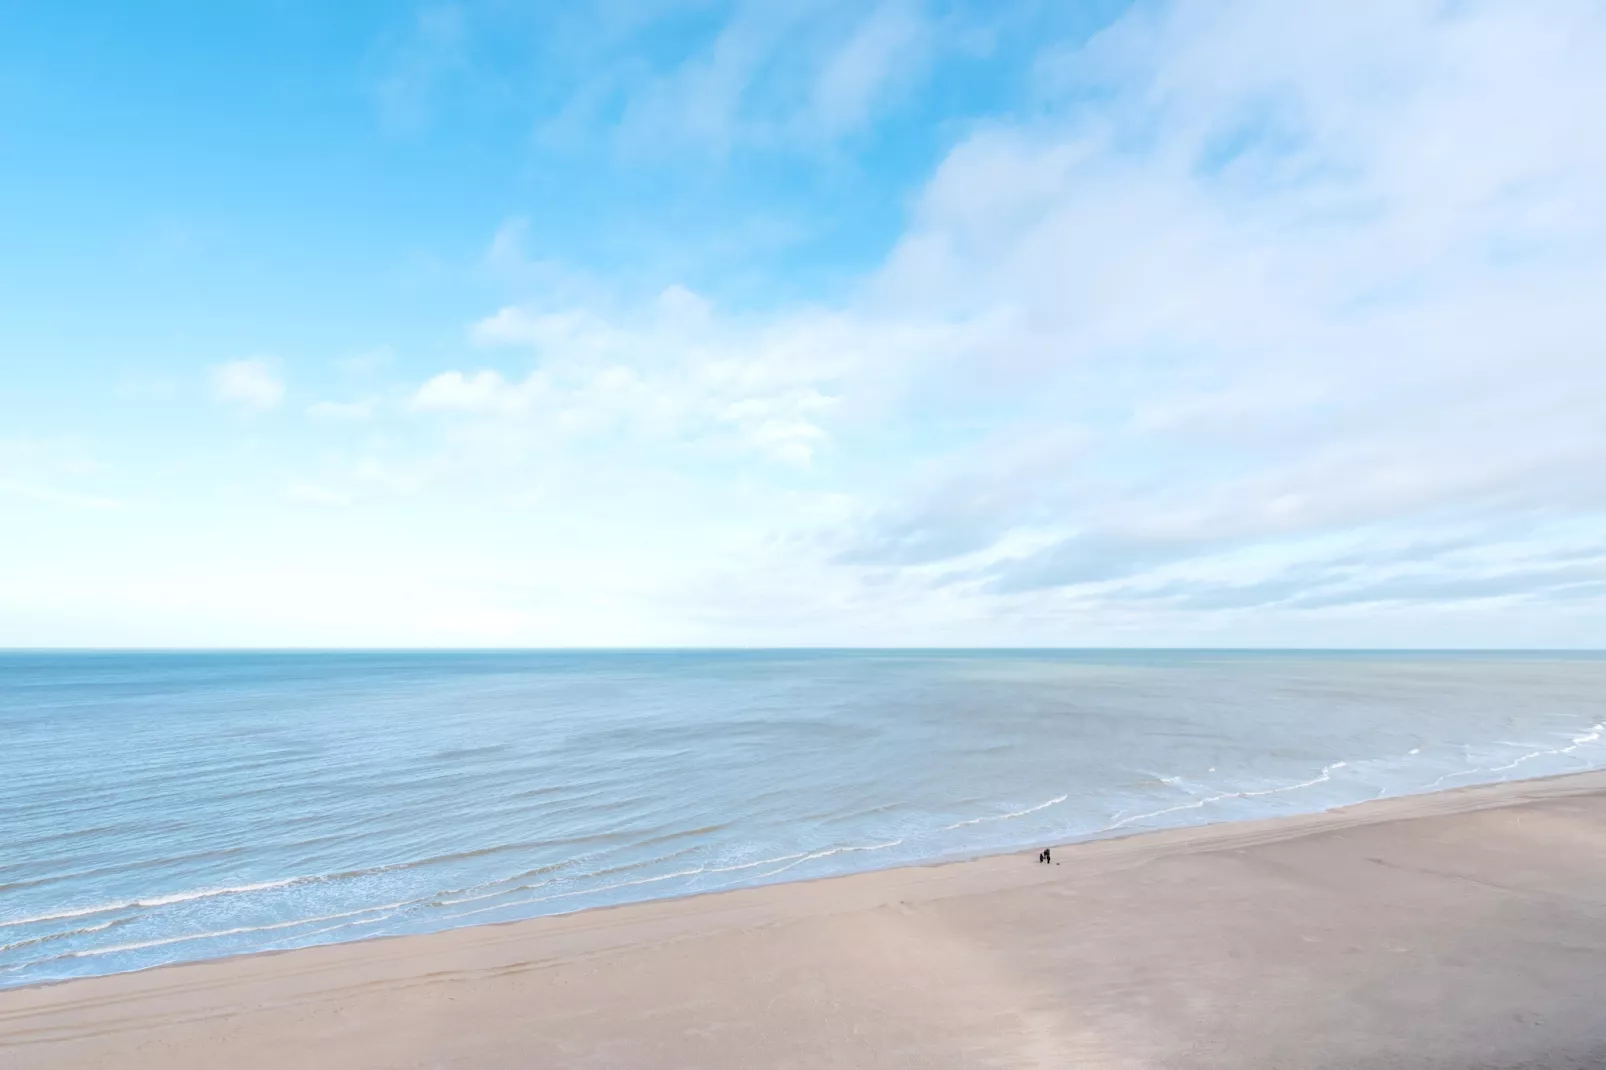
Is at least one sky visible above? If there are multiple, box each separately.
[1,0,1604,648]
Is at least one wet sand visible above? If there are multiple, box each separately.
[5,771,1606,1069]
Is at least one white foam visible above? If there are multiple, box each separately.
[55,900,416,960]
[17,718,1606,981]
[0,918,124,955]
[433,886,534,908]
[1423,762,1481,792]
[753,838,904,880]
[440,837,909,923]
[255,912,399,949]
[443,865,715,921]
[135,877,304,908]
[707,850,812,874]
[1421,721,1606,792]
[940,794,1068,831]
[0,877,306,931]
[1102,760,1351,833]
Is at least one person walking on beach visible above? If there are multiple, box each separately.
[1039,847,1052,864]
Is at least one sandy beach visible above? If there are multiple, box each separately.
[4,771,1606,1069]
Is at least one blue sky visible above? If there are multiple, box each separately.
[2,0,1605,647]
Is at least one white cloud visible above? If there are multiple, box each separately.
[211,358,285,412]
[818,0,1606,621]
[810,2,929,136]
[469,306,600,350]
[605,0,943,153]
[405,289,964,470]
[480,217,575,293]
[286,483,352,508]
[0,440,124,511]
[49,0,1606,647]
[562,0,1606,638]
[0,479,123,511]
[657,284,712,323]
[410,369,544,415]
[335,346,394,377]
[307,399,377,422]
[367,4,467,134]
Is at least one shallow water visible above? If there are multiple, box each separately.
[3,649,1603,988]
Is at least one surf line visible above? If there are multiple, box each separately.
[1102,761,1349,833]
[1423,721,1606,792]
[940,794,1070,832]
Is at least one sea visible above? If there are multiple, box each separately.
[3,649,1604,989]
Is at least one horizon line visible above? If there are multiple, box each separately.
[3,646,1604,655]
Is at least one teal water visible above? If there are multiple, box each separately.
[2,650,1603,988]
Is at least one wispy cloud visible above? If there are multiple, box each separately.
[526,0,947,155]
[373,0,1606,642]
[15,0,1606,647]
[211,358,285,413]
[810,2,930,137]
[306,399,377,422]
[366,4,468,134]
[813,0,1606,622]
[402,290,924,468]
[0,440,123,511]
[286,483,352,508]
[410,369,541,416]
[0,480,123,511]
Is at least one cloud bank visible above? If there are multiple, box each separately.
[341,0,1604,644]
[11,0,1606,647]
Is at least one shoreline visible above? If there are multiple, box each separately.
[8,766,1606,988]
[10,757,1603,997]
[5,763,1599,996]
[6,768,1606,1067]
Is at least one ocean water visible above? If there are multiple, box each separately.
[2,649,1604,989]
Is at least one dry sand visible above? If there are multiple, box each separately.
[5,771,1606,1069]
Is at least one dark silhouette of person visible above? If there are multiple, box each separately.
[1039,847,1052,864]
